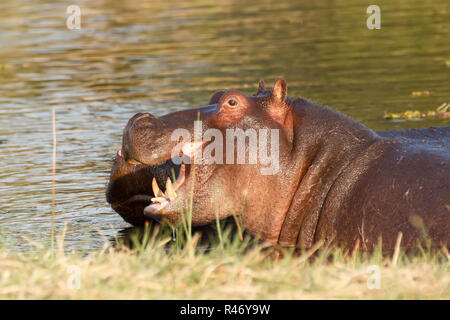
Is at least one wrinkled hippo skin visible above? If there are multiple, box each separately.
[106,79,449,250]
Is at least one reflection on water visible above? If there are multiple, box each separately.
[0,0,449,251]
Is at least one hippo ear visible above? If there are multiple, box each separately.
[256,80,266,95]
[270,78,287,102]
[268,78,294,148]
[209,90,226,105]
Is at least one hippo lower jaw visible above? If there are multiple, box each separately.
[106,147,191,225]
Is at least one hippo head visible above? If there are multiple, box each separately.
[106,79,299,241]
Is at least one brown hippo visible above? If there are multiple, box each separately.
[106,79,449,250]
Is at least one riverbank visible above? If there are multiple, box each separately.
[0,226,448,299]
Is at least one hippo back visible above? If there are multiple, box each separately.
[377,126,450,152]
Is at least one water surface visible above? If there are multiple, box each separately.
[0,0,449,251]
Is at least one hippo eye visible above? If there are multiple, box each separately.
[227,99,238,106]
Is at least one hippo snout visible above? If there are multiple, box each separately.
[121,112,177,166]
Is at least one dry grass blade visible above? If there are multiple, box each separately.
[297,239,324,263]
[352,238,360,263]
[51,107,56,253]
[391,232,403,267]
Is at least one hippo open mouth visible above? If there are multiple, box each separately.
[126,152,186,206]
[144,158,186,216]
[106,106,214,226]
[108,145,198,225]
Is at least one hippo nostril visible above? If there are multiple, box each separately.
[124,152,143,165]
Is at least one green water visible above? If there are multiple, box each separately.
[0,0,449,250]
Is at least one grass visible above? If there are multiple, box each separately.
[0,221,448,300]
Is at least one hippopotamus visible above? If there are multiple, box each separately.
[106,79,449,250]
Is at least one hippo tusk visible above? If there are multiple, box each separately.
[152,178,164,197]
[173,163,186,190]
[165,177,177,200]
[150,197,168,204]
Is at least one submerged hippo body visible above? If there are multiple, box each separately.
[106,79,449,250]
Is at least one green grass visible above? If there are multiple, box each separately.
[0,221,448,299]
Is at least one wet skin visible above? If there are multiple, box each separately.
[106,79,449,250]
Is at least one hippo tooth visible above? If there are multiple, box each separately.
[152,177,164,197]
[165,177,177,200]
[151,197,168,204]
[174,164,186,190]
